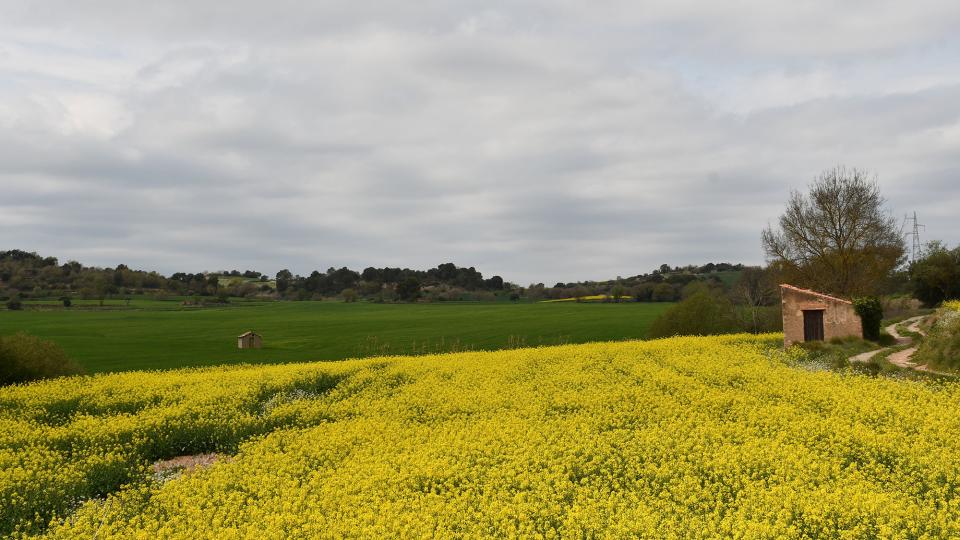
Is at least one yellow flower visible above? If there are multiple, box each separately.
[1,333,959,538]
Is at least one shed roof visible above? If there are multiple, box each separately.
[238,331,260,338]
[779,284,852,305]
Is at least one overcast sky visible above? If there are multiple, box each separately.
[1,1,958,284]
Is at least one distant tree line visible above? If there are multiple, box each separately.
[219,269,268,279]
[2,249,769,308]
[0,250,511,304]
[520,262,746,303]
[270,262,507,302]
[0,250,184,304]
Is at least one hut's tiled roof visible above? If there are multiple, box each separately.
[779,284,852,305]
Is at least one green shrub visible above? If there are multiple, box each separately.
[0,333,83,385]
[648,290,741,338]
[5,298,22,311]
[877,331,897,347]
[913,311,960,371]
[853,297,884,342]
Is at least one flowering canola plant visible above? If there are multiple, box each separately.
[3,334,960,538]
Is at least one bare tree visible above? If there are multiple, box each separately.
[762,166,905,297]
[732,266,777,332]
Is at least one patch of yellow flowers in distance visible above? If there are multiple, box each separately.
[540,295,632,303]
[4,334,960,538]
[944,300,960,312]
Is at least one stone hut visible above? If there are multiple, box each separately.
[780,284,862,347]
[237,331,262,349]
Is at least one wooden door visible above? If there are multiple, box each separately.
[803,310,825,341]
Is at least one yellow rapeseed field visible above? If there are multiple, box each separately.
[4,334,960,538]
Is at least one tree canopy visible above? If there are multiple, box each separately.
[762,166,904,297]
[910,242,960,307]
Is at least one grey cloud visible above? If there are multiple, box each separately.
[0,2,958,284]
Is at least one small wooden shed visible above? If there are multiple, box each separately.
[780,284,862,347]
[237,331,262,349]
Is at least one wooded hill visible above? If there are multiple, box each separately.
[1,249,752,304]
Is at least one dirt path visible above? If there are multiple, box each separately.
[886,347,919,369]
[848,348,884,363]
[907,317,927,337]
[848,314,957,377]
[849,315,926,367]
[886,316,925,342]
[882,316,931,369]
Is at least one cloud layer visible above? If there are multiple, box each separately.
[1,1,958,284]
